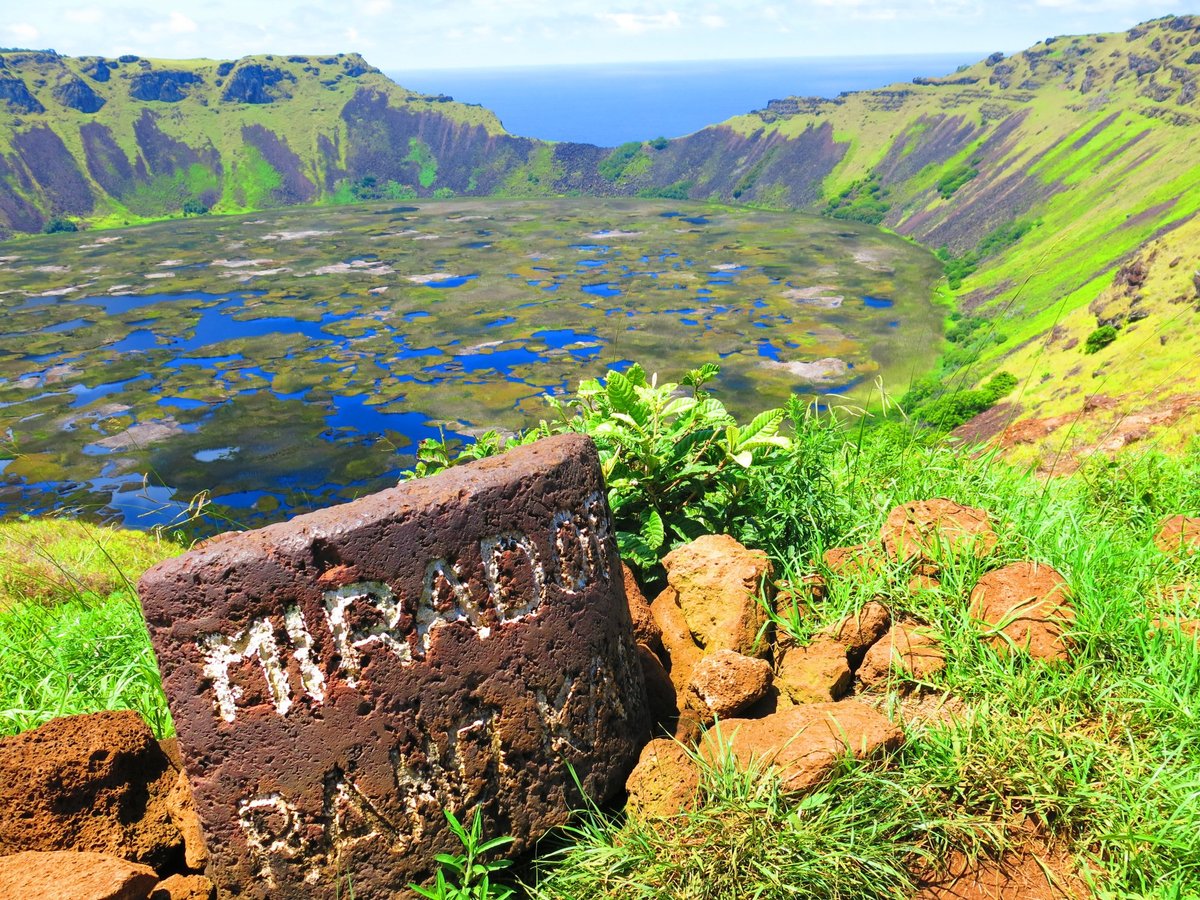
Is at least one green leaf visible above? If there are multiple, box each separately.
[732,450,753,468]
[739,408,784,446]
[641,510,665,549]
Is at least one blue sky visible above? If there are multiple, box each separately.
[0,1,1183,69]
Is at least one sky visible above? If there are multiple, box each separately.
[0,1,1185,70]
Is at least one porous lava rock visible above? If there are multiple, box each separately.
[151,874,216,900]
[637,642,680,727]
[0,851,159,900]
[857,623,946,689]
[685,649,772,721]
[775,638,852,704]
[1154,515,1200,557]
[881,499,998,567]
[137,434,648,899]
[661,534,772,656]
[969,562,1075,660]
[0,711,185,872]
[701,701,903,794]
[624,739,700,820]
[823,543,886,578]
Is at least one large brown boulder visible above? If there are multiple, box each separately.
[1154,515,1200,557]
[700,701,903,794]
[137,435,649,899]
[0,851,159,900]
[0,711,185,872]
[661,534,772,657]
[857,623,946,689]
[881,499,998,567]
[969,562,1075,661]
[625,739,700,820]
[685,650,772,722]
[775,638,852,704]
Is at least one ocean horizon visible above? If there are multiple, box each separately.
[388,53,985,146]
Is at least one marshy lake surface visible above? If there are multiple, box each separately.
[0,199,943,530]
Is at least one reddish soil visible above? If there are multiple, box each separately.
[915,839,1091,899]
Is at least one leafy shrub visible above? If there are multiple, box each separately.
[649,136,669,151]
[182,198,209,216]
[411,364,845,574]
[636,180,693,200]
[936,163,979,199]
[910,370,1019,430]
[825,174,891,225]
[598,142,650,183]
[937,220,1037,289]
[42,217,77,234]
[1084,325,1118,354]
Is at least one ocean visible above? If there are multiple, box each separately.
[388,54,983,147]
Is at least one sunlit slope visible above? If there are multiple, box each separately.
[0,50,536,234]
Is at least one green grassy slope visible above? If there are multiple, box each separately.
[0,49,527,234]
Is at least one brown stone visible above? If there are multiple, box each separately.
[881,499,998,567]
[137,434,649,899]
[622,563,662,654]
[650,585,703,694]
[624,739,700,820]
[685,650,773,721]
[775,639,852,704]
[969,562,1075,660]
[0,851,159,900]
[661,534,771,656]
[822,544,885,578]
[0,711,184,871]
[1154,515,1200,557]
[701,701,903,794]
[857,623,946,689]
[826,600,891,662]
[637,642,680,729]
[151,874,216,900]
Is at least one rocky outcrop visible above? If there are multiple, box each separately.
[0,74,45,112]
[857,623,947,689]
[881,499,998,569]
[220,64,295,104]
[129,71,203,103]
[661,534,772,656]
[53,76,106,113]
[776,638,852,704]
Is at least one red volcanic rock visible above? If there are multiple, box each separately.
[857,623,946,689]
[686,650,773,721]
[776,639,852,704]
[969,562,1076,660]
[881,499,998,568]
[0,711,185,871]
[701,701,903,794]
[625,739,700,820]
[137,434,649,899]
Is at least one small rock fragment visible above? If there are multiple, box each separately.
[857,623,946,688]
[826,600,892,662]
[650,586,703,694]
[686,650,773,721]
[776,639,852,704]
[623,563,663,654]
[151,874,216,900]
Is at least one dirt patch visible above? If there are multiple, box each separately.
[915,833,1090,899]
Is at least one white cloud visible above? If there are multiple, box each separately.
[5,22,40,43]
[361,0,392,16]
[64,7,102,25]
[600,11,682,34]
[166,12,197,34]
[700,14,726,28]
